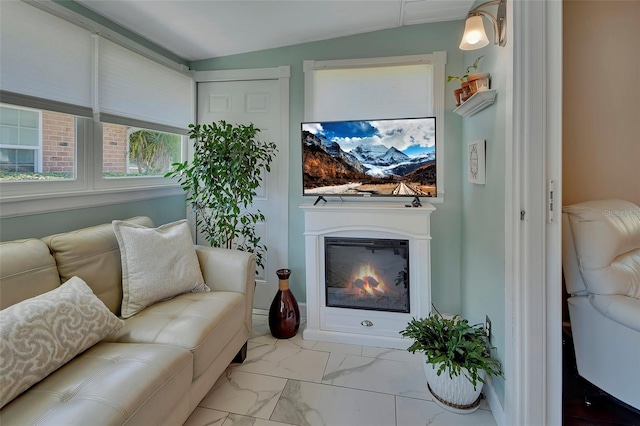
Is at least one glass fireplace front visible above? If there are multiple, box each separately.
[324,237,410,313]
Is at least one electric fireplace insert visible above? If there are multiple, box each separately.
[324,237,410,313]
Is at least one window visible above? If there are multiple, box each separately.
[0,105,41,174]
[102,123,184,178]
[0,1,193,216]
[304,53,447,201]
[1,105,78,181]
[95,37,192,183]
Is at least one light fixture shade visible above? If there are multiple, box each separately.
[459,15,490,50]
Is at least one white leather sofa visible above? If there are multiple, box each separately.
[0,217,255,425]
[562,199,640,410]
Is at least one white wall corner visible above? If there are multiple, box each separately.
[484,377,506,426]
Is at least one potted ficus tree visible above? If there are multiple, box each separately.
[166,120,277,270]
[400,307,502,413]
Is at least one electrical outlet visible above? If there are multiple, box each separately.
[485,315,492,343]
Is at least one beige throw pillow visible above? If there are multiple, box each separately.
[113,219,209,319]
[0,276,124,409]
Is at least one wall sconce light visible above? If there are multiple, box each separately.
[459,0,507,50]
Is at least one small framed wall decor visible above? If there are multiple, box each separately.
[468,139,486,184]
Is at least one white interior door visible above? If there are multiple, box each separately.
[197,76,289,310]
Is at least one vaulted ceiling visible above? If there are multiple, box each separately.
[75,0,473,61]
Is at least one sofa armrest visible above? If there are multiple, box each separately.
[195,245,255,332]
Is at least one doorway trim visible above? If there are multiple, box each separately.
[506,1,562,425]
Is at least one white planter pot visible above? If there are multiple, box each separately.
[422,355,484,414]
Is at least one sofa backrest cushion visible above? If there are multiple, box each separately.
[0,239,61,310]
[42,216,154,315]
[563,199,640,299]
[562,213,588,295]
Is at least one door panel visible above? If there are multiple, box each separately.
[197,79,287,310]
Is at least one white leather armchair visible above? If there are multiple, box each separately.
[562,199,640,410]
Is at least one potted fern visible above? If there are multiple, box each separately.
[400,308,502,413]
[166,120,277,270]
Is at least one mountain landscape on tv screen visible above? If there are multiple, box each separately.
[302,118,436,196]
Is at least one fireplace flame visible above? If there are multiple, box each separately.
[349,263,388,296]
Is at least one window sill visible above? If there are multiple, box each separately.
[0,184,185,218]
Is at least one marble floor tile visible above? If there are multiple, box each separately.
[322,353,432,400]
[183,407,229,426]
[250,315,271,339]
[222,413,295,426]
[199,370,288,419]
[249,316,308,347]
[277,332,363,356]
[270,379,396,426]
[188,314,497,426]
[248,337,277,349]
[361,346,423,364]
[395,396,497,426]
[233,342,330,382]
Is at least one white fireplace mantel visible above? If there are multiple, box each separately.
[300,201,435,349]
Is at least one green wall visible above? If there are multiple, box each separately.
[0,195,186,241]
[192,17,508,406]
[191,22,467,315]
[458,46,507,404]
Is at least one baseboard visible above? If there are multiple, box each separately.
[484,376,505,426]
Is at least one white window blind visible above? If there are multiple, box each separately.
[98,38,194,134]
[308,62,433,122]
[0,1,93,116]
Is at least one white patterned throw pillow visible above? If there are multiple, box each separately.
[0,276,124,409]
[113,219,210,319]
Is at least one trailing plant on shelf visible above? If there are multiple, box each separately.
[400,305,502,390]
[467,55,485,75]
[166,120,277,270]
[446,55,485,84]
[447,56,487,105]
[446,74,465,84]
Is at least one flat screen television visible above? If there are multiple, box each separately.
[302,117,436,200]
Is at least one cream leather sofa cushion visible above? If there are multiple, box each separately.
[0,277,124,409]
[564,199,640,299]
[113,219,209,318]
[0,343,193,426]
[0,239,60,310]
[42,216,154,314]
[107,291,245,378]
